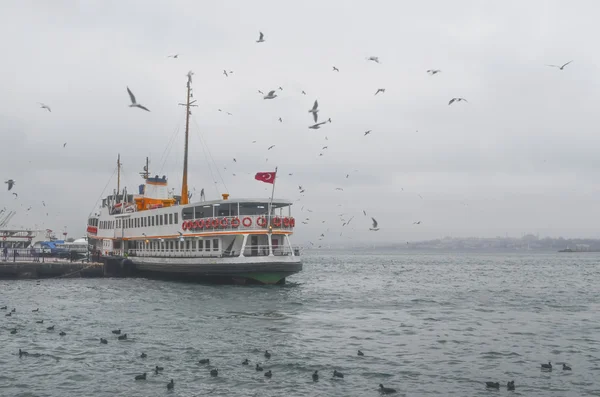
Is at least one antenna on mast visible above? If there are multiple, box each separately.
[178,71,197,205]
[117,154,121,194]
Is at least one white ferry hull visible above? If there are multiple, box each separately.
[127,255,302,285]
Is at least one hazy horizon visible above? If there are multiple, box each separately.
[2,1,600,244]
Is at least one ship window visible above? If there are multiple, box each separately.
[174,213,178,224]
[185,240,190,250]
[182,207,193,220]
[151,216,155,226]
[198,240,203,251]
[192,240,196,250]
[194,206,205,219]
[169,213,173,224]
[205,240,210,251]
[159,215,163,226]
[169,241,174,251]
[213,239,219,251]
[164,214,168,225]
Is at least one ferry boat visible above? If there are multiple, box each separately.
[86,73,302,285]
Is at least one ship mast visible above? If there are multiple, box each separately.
[117,154,121,194]
[179,71,197,205]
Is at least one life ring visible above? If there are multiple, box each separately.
[273,217,282,227]
[197,219,205,229]
[220,218,228,228]
[290,217,295,227]
[194,220,202,229]
[231,218,241,228]
[257,217,266,227]
[212,218,220,228]
[283,217,290,227]
[182,221,189,231]
[205,218,213,228]
[242,217,252,227]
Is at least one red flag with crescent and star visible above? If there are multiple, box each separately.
[254,172,276,184]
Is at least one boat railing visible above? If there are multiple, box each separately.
[180,215,295,233]
[129,244,300,258]
[240,244,296,257]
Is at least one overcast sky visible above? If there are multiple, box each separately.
[2,0,600,244]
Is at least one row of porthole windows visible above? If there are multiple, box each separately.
[134,239,219,252]
[99,213,179,230]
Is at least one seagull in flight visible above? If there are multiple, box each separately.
[263,90,277,99]
[278,117,283,122]
[12,193,18,198]
[63,143,67,148]
[335,188,344,191]
[366,56,380,63]
[364,130,372,136]
[309,121,328,130]
[427,69,441,75]
[448,97,468,105]
[167,54,179,58]
[258,90,264,95]
[126,87,150,111]
[38,103,51,112]
[413,221,421,225]
[256,31,265,43]
[547,60,573,70]
[322,146,328,150]
[308,100,319,123]
[233,158,237,162]
[369,217,380,231]
[5,180,15,191]
[374,88,386,96]
[268,145,275,150]
[223,70,229,77]
[332,66,339,72]
[301,90,307,95]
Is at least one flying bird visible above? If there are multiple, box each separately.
[370,217,380,231]
[263,90,277,99]
[322,146,328,150]
[223,70,229,77]
[332,66,339,72]
[258,90,264,95]
[167,54,179,58]
[364,130,372,136]
[346,174,349,178]
[413,221,421,225]
[301,90,307,95]
[256,31,265,43]
[126,87,150,111]
[547,60,573,70]
[5,180,15,191]
[278,117,282,122]
[374,88,386,95]
[12,193,18,198]
[427,69,441,75]
[335,188,344,191]
[363,210,367,216]
[366,56,380,63]
[308,100,319,122]
[309,121,327,130]
[63,143,67,148]
[233,158,237,162]
[38,103,51,112]
[278,86,283,91]
[448,97,468,105]
[268,145,275,150]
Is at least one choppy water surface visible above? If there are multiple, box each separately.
[2,251,600,396]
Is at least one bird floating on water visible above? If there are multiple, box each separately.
[264,350,271,359]
[485,382,500,389]
[507,381,515,390]
[112,329,121,334]
[118,333,127,340]
[126,87,150,112]
[256,31,265,43]
[379,384,397,394]
[563,363,571,370]
[547,60,572,70]
[541,361,552,370]
[210,368,218,377]
[308,100,319,122]
[264,370,272,378]
[135,373,147,380]
[199,359,210,364]
[256,363,263,371]
[312,370,319,381]
[140,352,147,358]
[358,350,364,356]
[100,338,107,344]
[242,359,249,365]
[167,379,174,390]
[333,370,344,378]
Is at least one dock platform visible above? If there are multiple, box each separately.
[0,259,104,279]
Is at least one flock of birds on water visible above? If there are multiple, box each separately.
[4,303,406,394]
[3,28,575,244]
[2,300,577,394]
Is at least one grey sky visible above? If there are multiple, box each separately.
[2,1,600,243]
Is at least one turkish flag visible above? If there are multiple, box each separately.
[255,172,276,184]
